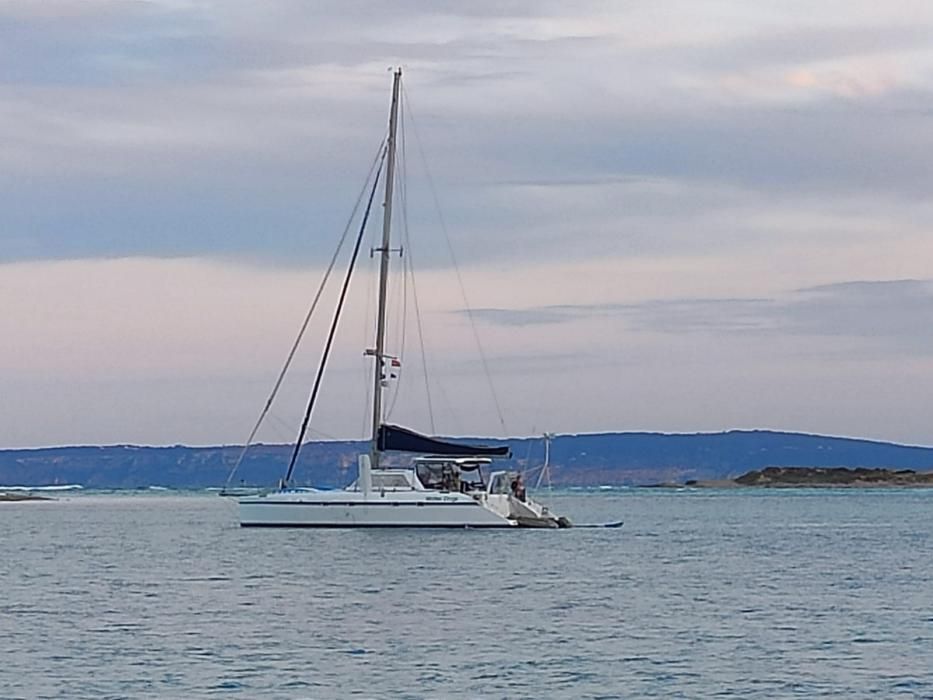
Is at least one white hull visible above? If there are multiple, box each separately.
[239,489,515,528]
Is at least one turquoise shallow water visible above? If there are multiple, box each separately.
[2,488,932,699]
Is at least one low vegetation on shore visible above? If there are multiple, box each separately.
[680,466,933,488]
[734,466,933,487]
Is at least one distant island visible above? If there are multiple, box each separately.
[732,466,933,487]
[675,466,933,488]
[4,430,933,489]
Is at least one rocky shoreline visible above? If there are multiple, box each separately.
[681,466,933,488]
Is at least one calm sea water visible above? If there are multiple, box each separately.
[2,488,932,699]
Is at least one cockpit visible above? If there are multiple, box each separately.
[413,457,492,493]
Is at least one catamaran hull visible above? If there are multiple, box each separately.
[238,499,515,528]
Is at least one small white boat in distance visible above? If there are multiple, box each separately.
[239,456,571,528]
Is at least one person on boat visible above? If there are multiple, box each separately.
[441,468,459,492]
[510,474,526,502]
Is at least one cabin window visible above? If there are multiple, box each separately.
[489,473,511,495]
[371,472,411,489]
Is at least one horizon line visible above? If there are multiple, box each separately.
[4,428,933,452]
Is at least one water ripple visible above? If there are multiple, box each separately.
[2,490,933,698]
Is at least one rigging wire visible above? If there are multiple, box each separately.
[401,233,436,433]
[283,148,387,487]
[223,136,387,491]
[266,412,338,444]
[360,215,377,438]
[521,430,536,475]
[266,411,299,441]
[384,97,437,432]
[401,85,508,435]
[398,106,436,431]
[431,367,460,434]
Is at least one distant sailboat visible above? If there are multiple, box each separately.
[236,69,570,528]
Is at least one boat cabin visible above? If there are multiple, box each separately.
[414,456,492,493]
[348,456,494,493]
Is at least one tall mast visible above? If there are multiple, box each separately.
[370,68,402,468]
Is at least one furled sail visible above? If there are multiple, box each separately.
[377,424,510,457]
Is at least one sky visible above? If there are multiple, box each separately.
[3,0,933,448]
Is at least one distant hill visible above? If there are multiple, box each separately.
[2,430,933,489]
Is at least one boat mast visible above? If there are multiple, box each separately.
[370,68,402,469]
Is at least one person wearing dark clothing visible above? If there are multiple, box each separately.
[510,475,526,502]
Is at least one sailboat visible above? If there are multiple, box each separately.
[238,69,570,528]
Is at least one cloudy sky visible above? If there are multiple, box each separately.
[3,0,933,448]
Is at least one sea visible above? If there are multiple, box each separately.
[2,488,932,699]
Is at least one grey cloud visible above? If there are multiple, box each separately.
[464,279,933,355]
[681,24,933,72]
[464,298,775,332]
[513,96,933,197]
[781,279,933,342]
[463,308,575,327]
[0,2,215,86]
[0,0,598,88]
[3,1,933,265]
